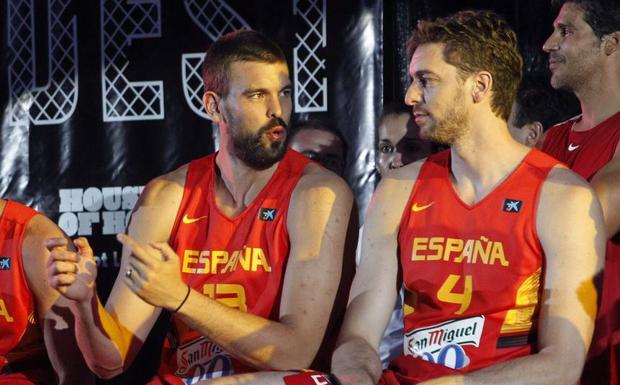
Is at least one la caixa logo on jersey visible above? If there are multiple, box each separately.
[0,257,10,270]
[258,208,277,222]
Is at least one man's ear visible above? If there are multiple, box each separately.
[603,31,620,56]
[203,92,222,122]
[471,71,493,104]
[523,121,544,148]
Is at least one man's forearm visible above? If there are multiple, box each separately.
[176,289,322,371]
[70,296,133,378]
[419,348,584,385]
[331,336,383,385]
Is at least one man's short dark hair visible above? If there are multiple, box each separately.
[512,82,580,131]
[202,29,287,96]
[406,10,523,121]
[552,0,620,39]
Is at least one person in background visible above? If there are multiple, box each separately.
[288,118,347,176]
[376,102,438,177]
[508,81,579,147]
[542,1,620,383]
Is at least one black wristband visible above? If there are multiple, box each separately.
[173,284,191,313]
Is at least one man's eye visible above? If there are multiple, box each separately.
[379,144,395,153]
[249,93,264,100]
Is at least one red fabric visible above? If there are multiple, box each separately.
[0,372,41,385]
[379,355,460,385]
[154,150,311,384]
[543,113,620,385]
[0,200,51,384]
[283,371,334,385]
[392,149,558,383]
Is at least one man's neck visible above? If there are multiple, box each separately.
[574,66,620,131]
[214,147,280,212]
[450,116,530,206]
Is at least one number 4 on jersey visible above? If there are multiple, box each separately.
[437,274,473,315]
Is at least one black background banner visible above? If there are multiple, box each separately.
[1,0,558,383]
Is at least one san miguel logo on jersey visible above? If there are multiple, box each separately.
[258,208,277,221]
[502,199,523,213]
[405,316,485,370]
[0,257,10,270]
[175,336,233,380]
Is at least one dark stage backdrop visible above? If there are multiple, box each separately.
[1,0,382,382]
[1,0,559,383]
[0,0,383,296]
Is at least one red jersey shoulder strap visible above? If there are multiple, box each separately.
[2,200,39,227]
[168,154,215,245]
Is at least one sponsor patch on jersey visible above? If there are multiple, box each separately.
[283,370,336,385]
[404,315,485,370]
[502,199,523,213]
[0,257,10,270]
[258,208,277,221]
[175,336,233,380]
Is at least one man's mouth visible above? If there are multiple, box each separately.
[548,56,564,71]
[266,126,286,142]
[413,110,429,124]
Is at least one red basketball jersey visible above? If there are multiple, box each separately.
[543,112,620,181]
[154,149,311,385]
[384,149,558,384]
[543,112,620,385]
[0,200,53,384]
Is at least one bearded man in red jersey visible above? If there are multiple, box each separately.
[331,10,604,385]
[46,30,355,385]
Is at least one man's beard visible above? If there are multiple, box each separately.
[422,92,469,146]
[231,118,288,170]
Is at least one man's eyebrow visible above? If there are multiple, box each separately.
[414,70,438,78]
[242,87,269,95]
[555,21,573,29]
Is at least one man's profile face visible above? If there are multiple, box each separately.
[289,128,346,175]
[543,2,603,91]
[405,43,470,146]
[376,112,434,176]
[218,60,293,169]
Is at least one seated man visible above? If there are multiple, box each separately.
[288,117,347,176]
[0,199,92,385]
[508,81,579,147]
[332,10,604,385]
[46,30,356,384]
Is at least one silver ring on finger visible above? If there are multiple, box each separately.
[125,268,133,278]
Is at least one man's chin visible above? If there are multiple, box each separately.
[241,147,286,170]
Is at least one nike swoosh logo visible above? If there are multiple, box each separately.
[568,143,580,151]
[182,214,208,224]
[412,202,434,212]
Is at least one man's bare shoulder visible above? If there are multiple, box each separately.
[24,213,66,254]
[543,164,593,193]
[376,157,426,196]
[297,162,353,199]
[139,164,189,207]
[538,165,600,228]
